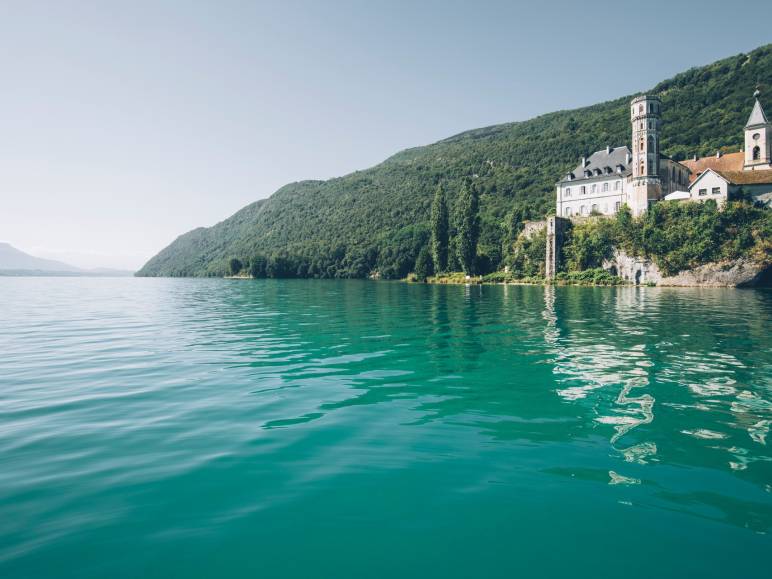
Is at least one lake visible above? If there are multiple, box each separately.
[1,278,770,577]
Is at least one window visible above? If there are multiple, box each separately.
[591,204,599,213]
[591,184,597,193]
[639,105,643,113]
[671,167,676,180]
[603,182,609,192]
[614,181,620,190]
[648,135,655,151]
[580,186,586,195]
[565,207,571,216]
[698,188,707,196]
[565,187,571,197]
[639,162,645,175]
[753,146,761,161]
[615,201,621,212]
[648,161,654,175]
[712,187,721,196]
[639,139,644,151]
[603,203,608,213]
[580,205,587,215]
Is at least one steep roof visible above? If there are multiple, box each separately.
[717,169,772,185]
[559,146,631,183]
[682,152,744,182]
[746,97,769,128]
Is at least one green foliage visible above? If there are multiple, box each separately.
[562,200,771,276]
[455,181,481,274]
[625,200,771,275]
[555,268,622,285]
[562,218,616,271]
[249,255,268,278]
[228,258,242,276]
[136,45,772,278]
[430,184,449,273]
[507,228,547,278]
[413,246,434,282]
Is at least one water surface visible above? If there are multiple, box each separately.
[1,278,771,577]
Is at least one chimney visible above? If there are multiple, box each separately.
[606,145,612,154]
[625,152,631,164]
[716,150,722,158]
[693,154,698,161]
[581,156,587,167]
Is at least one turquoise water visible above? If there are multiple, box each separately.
[1,278,771,578]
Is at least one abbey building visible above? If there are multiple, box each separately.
[556,90,772,218]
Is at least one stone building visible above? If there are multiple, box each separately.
[681,89,772,205]
[555,95,690,218]
[556,89,772,217]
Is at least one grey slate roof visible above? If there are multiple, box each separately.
[746,98,769,127]
[559,146,632,183]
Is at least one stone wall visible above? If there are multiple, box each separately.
[603,249,770,287]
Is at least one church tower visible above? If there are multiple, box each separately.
[628,95,662,216]
[744,87,772,170]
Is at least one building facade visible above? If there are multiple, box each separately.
[556,96,690,218]
[683,89,772,205]
[557,88,772,217]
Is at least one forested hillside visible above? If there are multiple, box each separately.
[138,44,772,278]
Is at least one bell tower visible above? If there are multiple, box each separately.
[744,87,771,170]
[628,95,662,216]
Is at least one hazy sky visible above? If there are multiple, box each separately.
[1,0,768,270]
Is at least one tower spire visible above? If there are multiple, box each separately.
[744,84,771,169]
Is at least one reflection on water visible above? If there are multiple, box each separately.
[0,278,771,578]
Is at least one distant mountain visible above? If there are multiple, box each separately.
[0,243,134,276]
[138,44,772,279]
[0,242,81,272]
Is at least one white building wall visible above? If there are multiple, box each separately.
[557,177,626,217]
[688,171,728,205]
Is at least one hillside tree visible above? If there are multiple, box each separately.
[430,183,450,273]
[456,181,481,275]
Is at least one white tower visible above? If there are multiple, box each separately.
[628,95,662,216]
[744,87,772,170]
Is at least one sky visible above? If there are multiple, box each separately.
[0,0,769,270]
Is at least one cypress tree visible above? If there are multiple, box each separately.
[414,246,434,282]
[430,184,449,273]
[456,181,480,275]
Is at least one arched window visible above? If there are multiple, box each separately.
[639,139,644,151]
[639,105,643,113]
[753,146,761,161]
[648,136,655,152]
[640,162,645,175]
